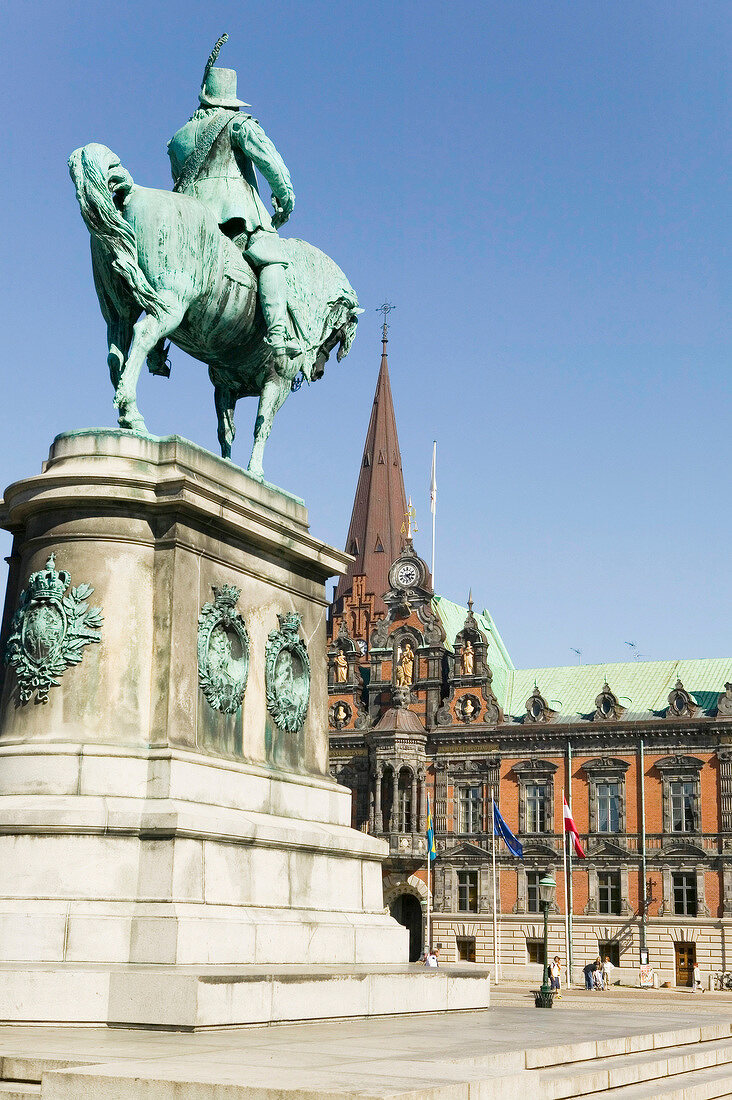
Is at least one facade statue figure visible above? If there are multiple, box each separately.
[167,35,296,372]
[395,642,414,687]
[333,649,348,684]
[462,640,474,676]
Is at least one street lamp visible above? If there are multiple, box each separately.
[534,870,557,1008]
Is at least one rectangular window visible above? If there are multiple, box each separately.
[598,941,620,968]
[527,871,541,913]
[673,873,697,917]
[457,870,478,913]
[398,783,412,832]
[526,783,546,833]
[671,781,696,833]
[526,939,545,965]
[459,785,482,834]
[456,936,476,962]
[597,782,620,833]
[598,871,621,915]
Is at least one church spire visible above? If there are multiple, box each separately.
[334,311,408,615]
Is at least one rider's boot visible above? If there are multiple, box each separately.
[258,262,299,371]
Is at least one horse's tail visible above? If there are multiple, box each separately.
[68,144,166,318]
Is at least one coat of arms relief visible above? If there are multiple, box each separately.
[265,612,310,733]
[4,554,103,704]
[197,584,250,713]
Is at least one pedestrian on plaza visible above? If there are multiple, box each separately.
[424,947,438,968]
[583,960,596,990]
[602,955,614,991]
[549,955,562,998]
[692,963,703,993]
[592,958,604,991]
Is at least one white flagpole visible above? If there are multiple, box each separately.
[491,792,499,984]
[429,441,437,587]
[426,797,432,954]
[426,844,431,954]
[562,786,569,990]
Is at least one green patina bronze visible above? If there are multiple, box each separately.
[4,555,103,704]
[265,612,311,733]
[68,35,361,478]
[197,584,250,714]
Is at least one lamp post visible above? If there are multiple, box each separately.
[535,870,557,1008]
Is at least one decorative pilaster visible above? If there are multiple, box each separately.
[719,750,732,833]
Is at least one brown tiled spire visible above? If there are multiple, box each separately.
[334,322,408,615]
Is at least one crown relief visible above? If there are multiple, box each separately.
[4,553,103,705]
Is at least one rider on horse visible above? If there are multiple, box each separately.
[166,35,296,374]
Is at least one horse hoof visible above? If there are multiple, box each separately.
[118,414,147,433]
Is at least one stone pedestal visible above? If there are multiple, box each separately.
[0,431,434,1024]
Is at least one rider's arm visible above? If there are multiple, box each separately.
[231,116,295,227]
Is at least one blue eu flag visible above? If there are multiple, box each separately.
[493,803,523,859]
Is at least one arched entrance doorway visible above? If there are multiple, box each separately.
[389,893,423,961]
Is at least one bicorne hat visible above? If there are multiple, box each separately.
[199,66,250,109]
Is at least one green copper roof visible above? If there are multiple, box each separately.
[432,595,730,721]
[432,595,515,707]
[504,657,732,721]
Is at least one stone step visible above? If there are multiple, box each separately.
[0,1083,41,1100]
[0,1057,95,1084]
[526,1023,731,1069]
[536,1037,732,1098]
[582,1062,732,1100]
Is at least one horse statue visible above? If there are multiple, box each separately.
[68,143,360,478]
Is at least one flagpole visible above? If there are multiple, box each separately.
[567,743,574,986]
[562,786,570,989]
[430,441,437,587]
[426,838,431,954]
[491,792,499,985]
[426,794,433,954]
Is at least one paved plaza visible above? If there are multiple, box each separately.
[1,985,732,1097]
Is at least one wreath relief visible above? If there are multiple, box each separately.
[197,584,250,714]
[265,611,311,732]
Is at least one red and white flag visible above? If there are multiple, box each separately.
[563,795,586,858]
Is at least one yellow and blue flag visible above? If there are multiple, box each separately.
[426,794,436,861]
[493,802,523,859]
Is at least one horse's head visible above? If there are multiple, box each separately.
[336,306,363,363]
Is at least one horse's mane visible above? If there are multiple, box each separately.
[68,145,166,318]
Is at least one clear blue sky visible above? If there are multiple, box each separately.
[1,1,729,669]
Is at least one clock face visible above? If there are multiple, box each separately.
[397,563,419,588]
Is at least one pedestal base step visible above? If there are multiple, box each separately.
[0,963,490,1029]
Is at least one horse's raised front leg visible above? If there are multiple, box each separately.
[114,303,185,432]
[248,368,290,478]
[214,384,238,459]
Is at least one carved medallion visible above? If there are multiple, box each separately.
[265,612,311,732]
[4,554,103,704]
[329,700,352,729]
[456,693,481,723]
[197,584,250,713]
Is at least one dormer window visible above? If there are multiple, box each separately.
[593,681,624,721]
[666,680,698,719]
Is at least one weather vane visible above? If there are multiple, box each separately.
[376,301,395,341]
